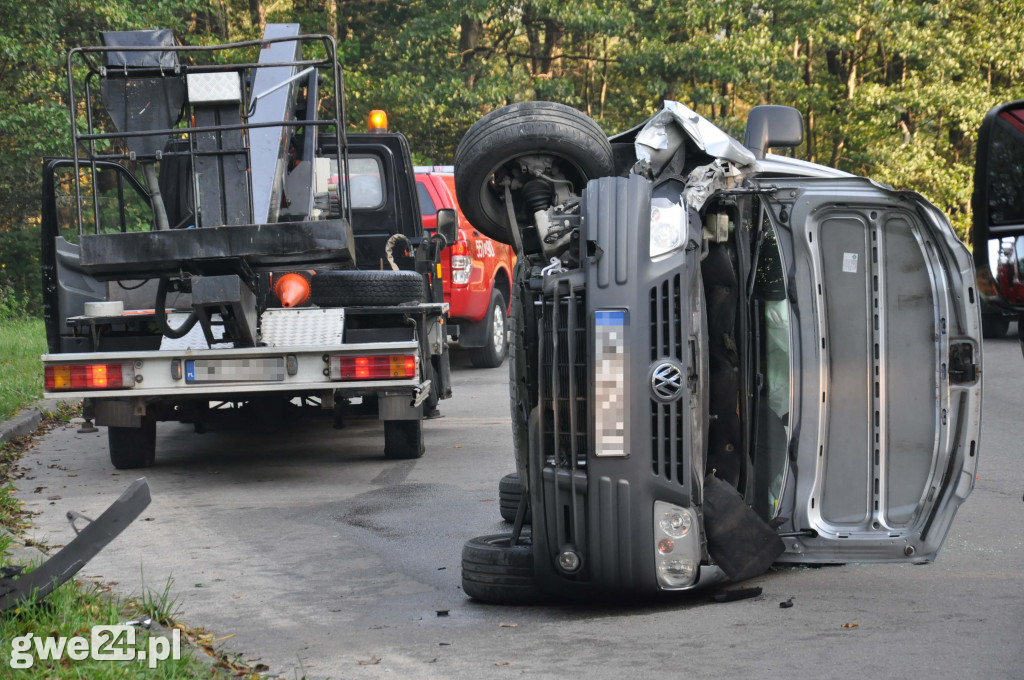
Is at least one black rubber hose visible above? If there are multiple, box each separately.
[155,278,199,339]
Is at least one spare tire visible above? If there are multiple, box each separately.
[310,270,424,307]
[454,101,614,245]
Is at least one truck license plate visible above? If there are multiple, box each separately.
[184,358,286,384]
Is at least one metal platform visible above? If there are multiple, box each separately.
[79,219,355,280]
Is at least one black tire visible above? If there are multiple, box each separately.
[310,270,423,307]
[982,312,1010,338]
[468,289,508,368]
[461,533,543,604]
[108,417,156,469]
[498,472,531,524]
[384,420,424,459]
[454,101,614,245]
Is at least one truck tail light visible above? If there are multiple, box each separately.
[449,240,473,286]
[328,355,417,381]
[45,363,135,391]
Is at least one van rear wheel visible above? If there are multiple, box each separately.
[461,533,543,604]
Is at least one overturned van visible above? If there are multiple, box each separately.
[453,101,982,602]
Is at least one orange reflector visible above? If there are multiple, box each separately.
[368,109,388,132]
[274,272,311,307]
[45,363,134,391]
[328,355,416,381]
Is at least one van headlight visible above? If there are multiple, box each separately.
[649,199,685,259]
[654,501,699,588]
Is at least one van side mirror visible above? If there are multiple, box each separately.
[435,208,458,245]
[744,105,804,160]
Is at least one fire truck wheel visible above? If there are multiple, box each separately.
[108,417,157,469]
[310,270,423,307]
[468,290,508,368]
[383,420,425,459]
[461,533,544,604]
[454,101,614,245]
[498,472,531,524]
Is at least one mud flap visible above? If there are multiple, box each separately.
[0,478,151,611]
[703,475,783,582]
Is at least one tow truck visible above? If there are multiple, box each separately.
[39,25,456,468]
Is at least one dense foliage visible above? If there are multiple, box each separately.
[2,0,1022,312]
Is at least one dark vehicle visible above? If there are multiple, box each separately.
[455,101,982,602]
[973,99,1024,351]
[39,25,456,467]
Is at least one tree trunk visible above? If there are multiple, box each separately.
[804,35,816,162]
[459,14,483,88]
[326,0,338,40]
[248,0,266,34]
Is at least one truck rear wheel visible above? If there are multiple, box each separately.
[108,416,156,469]
[468,289,508,368]
[310,270,423,307]
[461,533,543,604]
[454,101,614,245]
[498,472,531,524]
[383,420,424,459]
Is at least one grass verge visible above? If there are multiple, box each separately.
[0,317,45,421]
[0,417,268,678]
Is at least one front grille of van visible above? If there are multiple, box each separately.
[540,282,589,470]
[650,273,686,485]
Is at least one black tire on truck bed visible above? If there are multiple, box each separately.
[310,270,424,307]
[454,101,614,245]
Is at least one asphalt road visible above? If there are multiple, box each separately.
[15,337,1024,679]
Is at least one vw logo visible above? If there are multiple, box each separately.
[650,361,684,403]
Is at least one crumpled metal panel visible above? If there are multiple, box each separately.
[635,100,757,168]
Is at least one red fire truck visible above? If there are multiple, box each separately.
[416,168,515,368]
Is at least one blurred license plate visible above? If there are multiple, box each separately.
[185,358,286,383]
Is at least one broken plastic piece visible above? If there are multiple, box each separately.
[0,479,151,611]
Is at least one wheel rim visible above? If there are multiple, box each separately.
[478,152,593,235]
[492,303,506,354]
